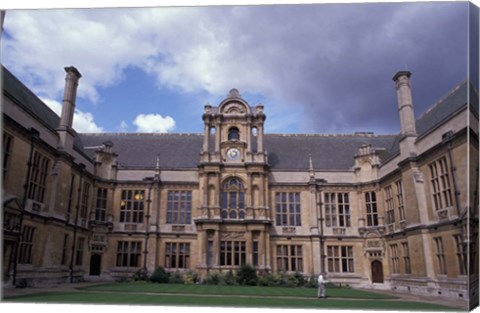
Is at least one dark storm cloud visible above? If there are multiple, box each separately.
[201,2,468,134]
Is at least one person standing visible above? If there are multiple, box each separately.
[317,273,327,298]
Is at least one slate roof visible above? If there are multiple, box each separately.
[415,80,469,138]
[2,67,85,152]
[80,132,398,170]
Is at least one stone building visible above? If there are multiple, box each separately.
[1,66,478,307]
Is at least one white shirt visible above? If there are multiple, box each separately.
[318,275,325,284]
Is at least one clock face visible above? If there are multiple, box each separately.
[227,148,241,161]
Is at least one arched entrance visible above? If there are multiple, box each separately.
[371,260,384,283]
[89,254,101,276]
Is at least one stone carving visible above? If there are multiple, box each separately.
[221,232,245,239]
[413,168,424,183]
[124,224,137,231]
[172,225,186,232]
[282,227,296,234]
[437,209,449,220]
[332,228,346,235]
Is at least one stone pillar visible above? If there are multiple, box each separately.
[259,173,265,207]
[265,231,271,270]
[257,124,264,153]
[214,123,221,152]
[203,124,210,153]
[213,229,220,266]
[247,173,253,207]
[198,230,206,266]
[246,231,253,265]
[259,230,265,268]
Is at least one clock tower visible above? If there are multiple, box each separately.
[196,89,271,275]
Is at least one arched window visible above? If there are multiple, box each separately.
[228,127,240,141]
[221,178,245,219]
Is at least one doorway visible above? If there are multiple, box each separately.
[371,260,384,283]
[89,254,101,276]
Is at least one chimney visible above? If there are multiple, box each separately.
[392,71,417,137]
[59,66,82,129]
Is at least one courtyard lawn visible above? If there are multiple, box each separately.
[3,282,459,311]
[81,281,397,299]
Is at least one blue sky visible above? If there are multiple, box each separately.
[1,1,474,135]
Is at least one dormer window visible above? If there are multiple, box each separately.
[228,127,240,141]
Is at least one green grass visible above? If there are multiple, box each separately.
[3,282,460,311]
[81,281,396,299]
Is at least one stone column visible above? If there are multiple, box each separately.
[213,229,220,266]
[203,124,210,153]
[259,230,265,268]
[246,231,253,265]
[257,124,264,153]
[214,124,220,152]
[259,173,265,207]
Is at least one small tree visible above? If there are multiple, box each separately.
[236,264,258,286]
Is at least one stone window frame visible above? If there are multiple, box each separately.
[326,245,354,273]
[116,241,142,267]
[428,157,453,211]
[75,237,85,266]
[433,237,447,275]
[401,242,411,274]
[61,234,69,265]
[276,244,303,272]
[390,244,400,274]
[275,192,301,226]
[95,187,108,222]
[80,182,91,219]
[167,190,192,224]
[384,186,395,225]
[2,131,13,181]
[395,180,406,221]
[365,191,378,227]
[324,192,351,227]
[18,225,35,264]
[27,150,50,204]
[119,189,145,223]
[221,178,245,220]
[165,242,190,269]
[220,240,246,267]
[453,234,466,276]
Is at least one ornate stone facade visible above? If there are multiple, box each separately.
[1,66,478,307]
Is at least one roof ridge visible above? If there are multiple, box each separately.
[416,79,467,121]
[264,133,396,137]
[79,132,204,136]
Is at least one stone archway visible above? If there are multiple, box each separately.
[89,254,101,276]
[371,260,384,283]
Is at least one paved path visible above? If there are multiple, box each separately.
[1,282,467,310]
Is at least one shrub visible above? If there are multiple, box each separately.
[236,264,258,286]
[286,274,299,287]
[150,267,170,283]
[205,272,220,285]
[258,272,281,286]
[132,268,149,281]
[293,272,306,287]
[184,271,198,285]
[224,270,237,285]
[307,274,318,288]
[168,271,184,284]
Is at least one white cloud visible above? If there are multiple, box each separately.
[133,113,176,133]
[41,98,104,133]
[3,4,467,133]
